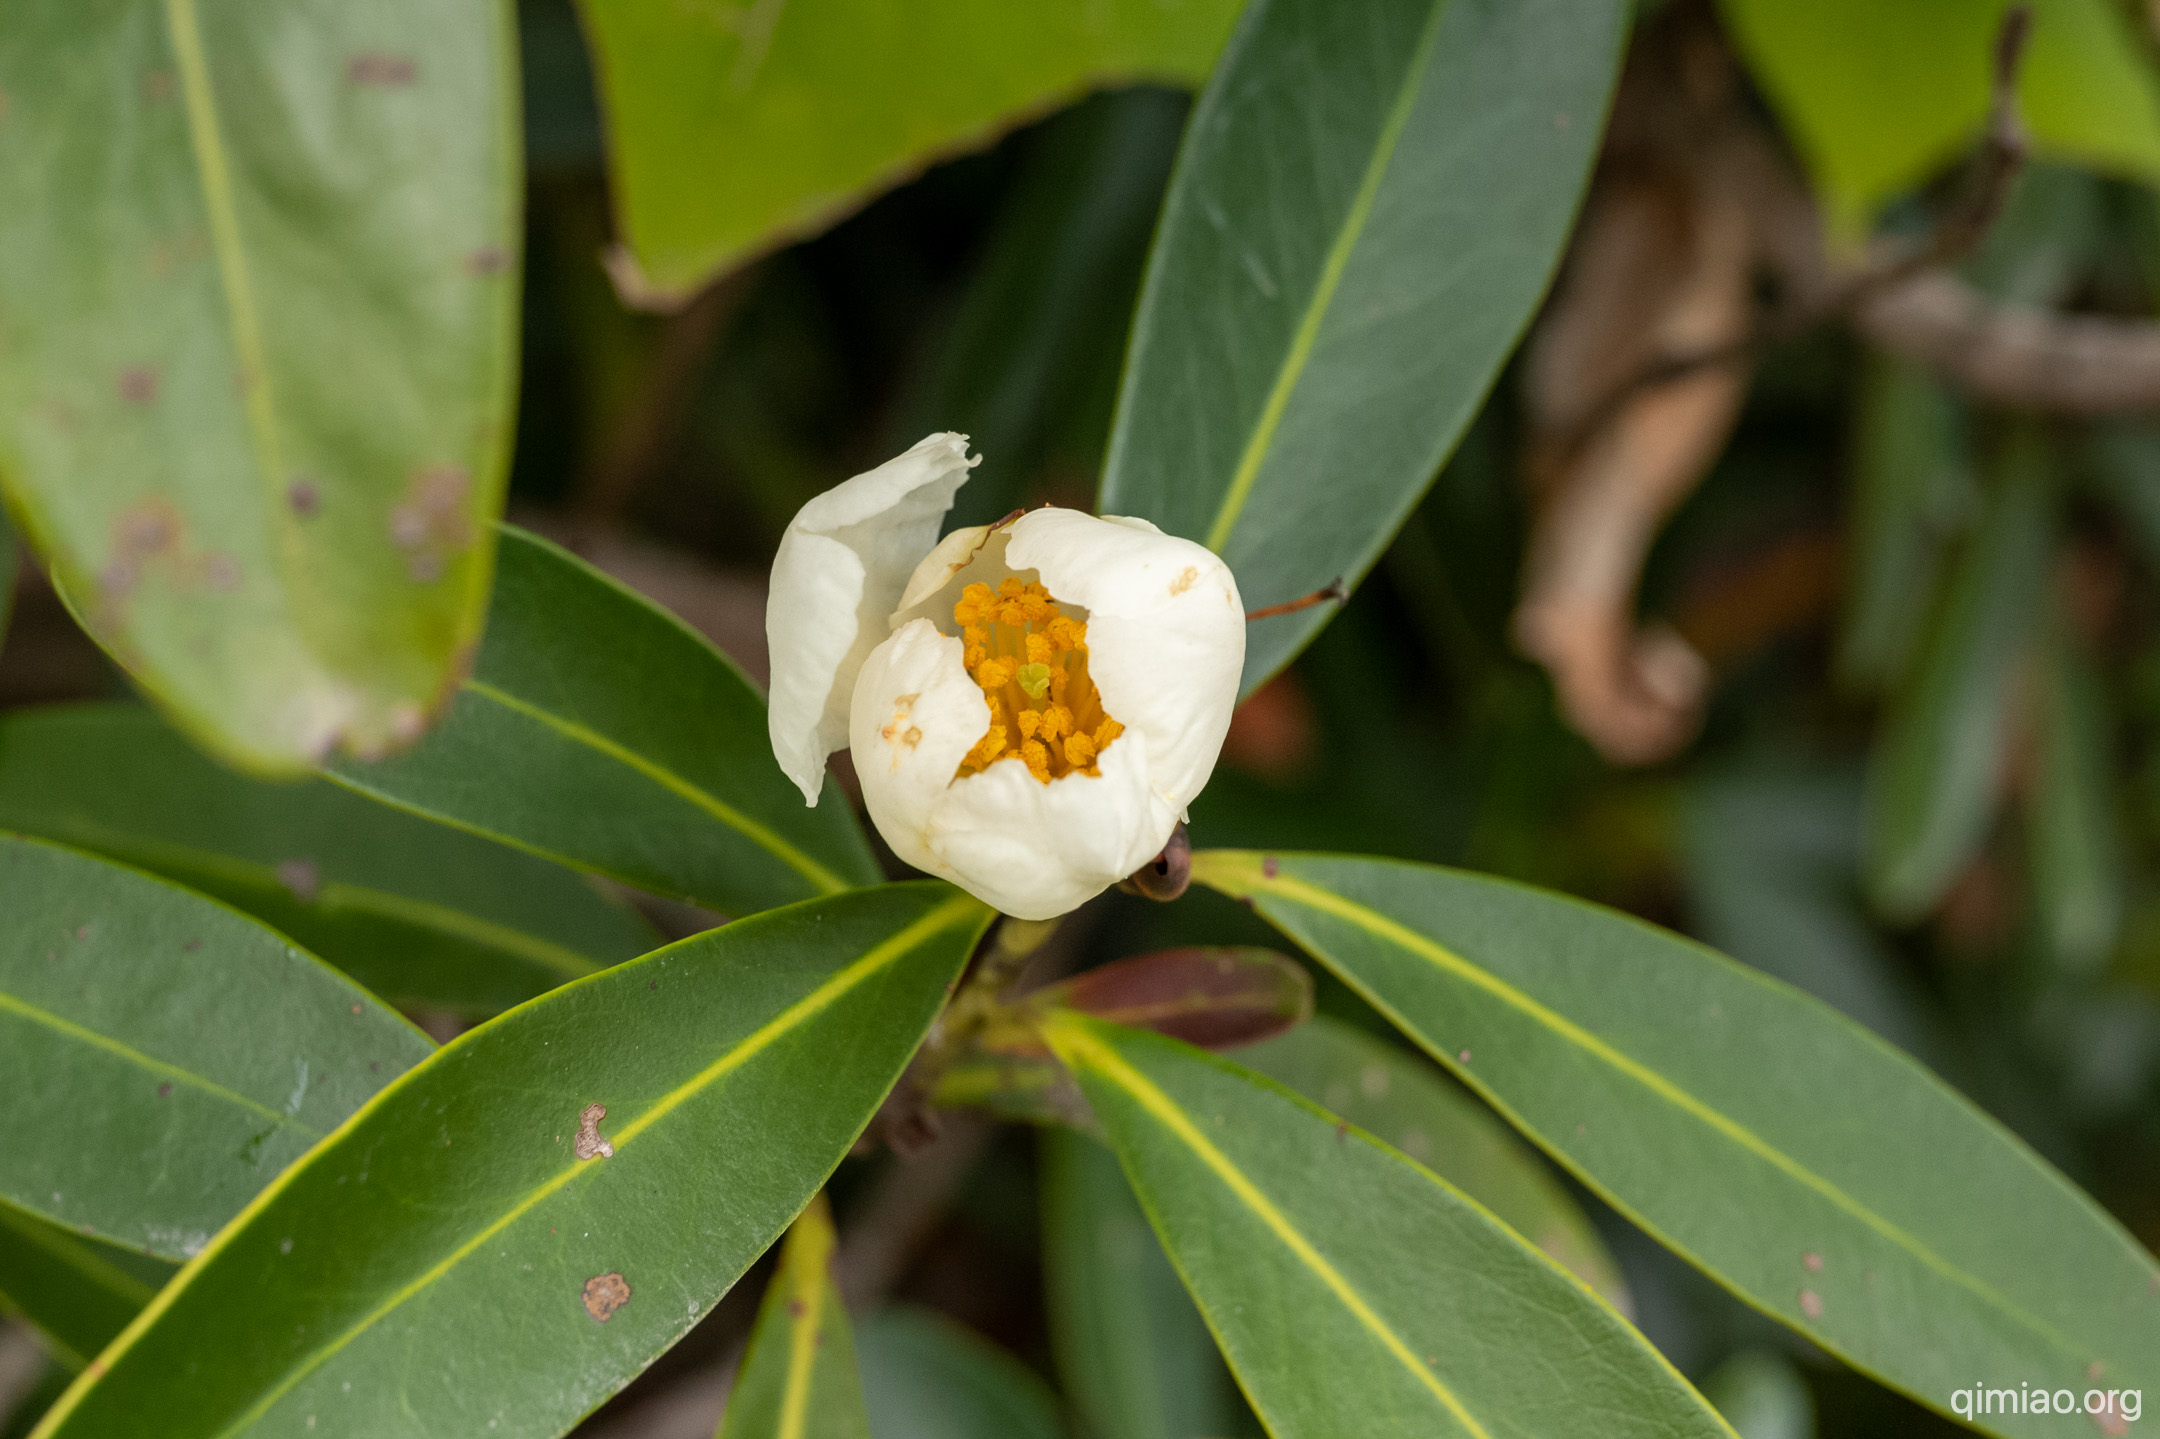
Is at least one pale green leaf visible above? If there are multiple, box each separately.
[577,0,1242,303]
[0,0,520,770]
[1717,0,2160,239]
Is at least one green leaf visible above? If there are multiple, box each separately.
[327,526,881,917]
[2030,622,2126,975]
[1041,1013,1728,1439]
[1041,1128,1238,1439]
[0,0,520,772]
[854,1308,1065,1439]
[1238,1015,1629,1311]
[1836,352,1974,696]
[33,883,990,1439]
[1699,1351,1815,1439]
[717,1195,869,1439]
[0,1202,173,1370]
[0,704,656,1016]
[1192,850,2160,1439]
[1865,427,2054,921]
[1717,0,2160,240]
[0,833,432,1260]
[577,0,1240,305]
[1097,0,1626,692]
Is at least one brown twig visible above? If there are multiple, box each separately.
[1245,581,1346,622]
[1557,6,2034,450]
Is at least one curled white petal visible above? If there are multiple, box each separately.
[1005,508,1244,813]
[851,619,1169,921]
[765,434,978,804]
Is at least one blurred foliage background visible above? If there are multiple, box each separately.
[6,0,2160,1435]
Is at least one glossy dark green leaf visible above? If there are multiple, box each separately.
[854,1308,1065,1439]
[1717,0,2160,239]
[1193,850,2160,1439]
[0,833,431,1260]
[0,0,520,772]
[578,0,1239,304]
[1239,1015,1628,1310]
[0,705,656,1016]
[2030,623,2126,975]
[328,527,880,917]
[33,883,990,1439]
[716,1195,868,1439]
[1042,1014,1726,1439]
[1865,428,2054,921]
[0,1203,172,1370]
[1041,1128,1237,1439]
[1837,352,1973,695]
[1098,0,1625,692]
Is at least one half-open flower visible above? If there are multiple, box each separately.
[767,434,1244,919]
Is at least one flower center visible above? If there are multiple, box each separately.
[953,578,1124,783]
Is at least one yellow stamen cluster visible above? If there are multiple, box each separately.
[955,578,1125,784]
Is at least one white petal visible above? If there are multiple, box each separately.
[1005,508,1244,812]
[766,434,978,803]
[927,736,1171,919]
[849,619,987,877]
[850,618,1176,921]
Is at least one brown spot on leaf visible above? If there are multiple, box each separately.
[142,70,174,102]
[1801,1251,1823,1272]
[346,53,416,86]
[157,1082,172,1098]
[117,367,158,404]
[1458,1049,1471,1064]
[288,480,321,517]
[276,859,320,903]
[202,553,240,592]
[387,465,473,582]
[1262,855,1279,878]
[581,1271,629,1322]
[1798,1288,1822,1319]
[786,1298,807,1319]
[574,1103,614,1161]
[465,246,507,276]
[183,939,202,952]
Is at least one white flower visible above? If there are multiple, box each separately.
[766,434,1245,919]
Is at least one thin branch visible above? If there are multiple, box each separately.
[1559,6,2034,442]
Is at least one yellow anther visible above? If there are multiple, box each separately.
[952,574,1124,784]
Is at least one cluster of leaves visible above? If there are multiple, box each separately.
[0,1,2157,1437]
